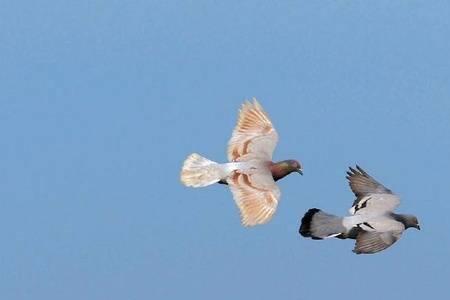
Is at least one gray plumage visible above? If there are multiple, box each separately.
[299,165,420,254]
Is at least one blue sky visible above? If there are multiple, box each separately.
[1,1,449,299]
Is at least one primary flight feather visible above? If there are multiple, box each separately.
[181,99,303,226]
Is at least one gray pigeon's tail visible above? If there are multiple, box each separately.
[299,208,347,239]
[180,153,223,187]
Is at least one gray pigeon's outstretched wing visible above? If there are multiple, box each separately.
[353,230,402,254]
[228,99,278,162]
[347,166,400,215]
[347,165,392,197]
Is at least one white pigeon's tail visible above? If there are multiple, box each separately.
[299,208,348,239]
[180,153,223,187]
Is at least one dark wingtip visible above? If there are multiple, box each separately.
[347,168,356,182]
[299,208,321,238]
[348,165,369,178]
[356,165,367,175]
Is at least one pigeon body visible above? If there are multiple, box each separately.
[299,166,420,254]
[216,160,302,185]
[181,99,302,226]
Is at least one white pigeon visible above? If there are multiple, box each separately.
[299,165,420,254]
[180,99,303,226]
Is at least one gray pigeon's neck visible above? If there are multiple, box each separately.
[390,213,412,228]
[390,213,405,222]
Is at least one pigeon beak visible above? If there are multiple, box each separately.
[297,169,303,176]
[416,225,421,230]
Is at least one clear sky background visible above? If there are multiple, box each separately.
[1,1,449,299]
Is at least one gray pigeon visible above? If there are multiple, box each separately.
[299,165,420,254]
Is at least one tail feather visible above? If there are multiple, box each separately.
[180,153,223,187]
[299,208,347,239]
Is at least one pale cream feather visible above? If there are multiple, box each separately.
[180,153,223,187]
[227,98,278,162]
[227,168,280,226]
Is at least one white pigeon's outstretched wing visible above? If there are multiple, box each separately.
[227,167,280,226]
[346,166,400,215]
[228,99,278,162]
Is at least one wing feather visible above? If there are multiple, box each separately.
[227,99,278,162]
[353,230,402,254]
[347,165,392,197]
[227,169,280,226]
[347,166,400,215]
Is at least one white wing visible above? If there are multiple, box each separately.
[227,167,280,226]
[228,99,278,162]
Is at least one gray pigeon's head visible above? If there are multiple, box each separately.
[403,214,421,230]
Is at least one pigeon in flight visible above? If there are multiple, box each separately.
[181,99,303,226]
[299,166,420,254]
